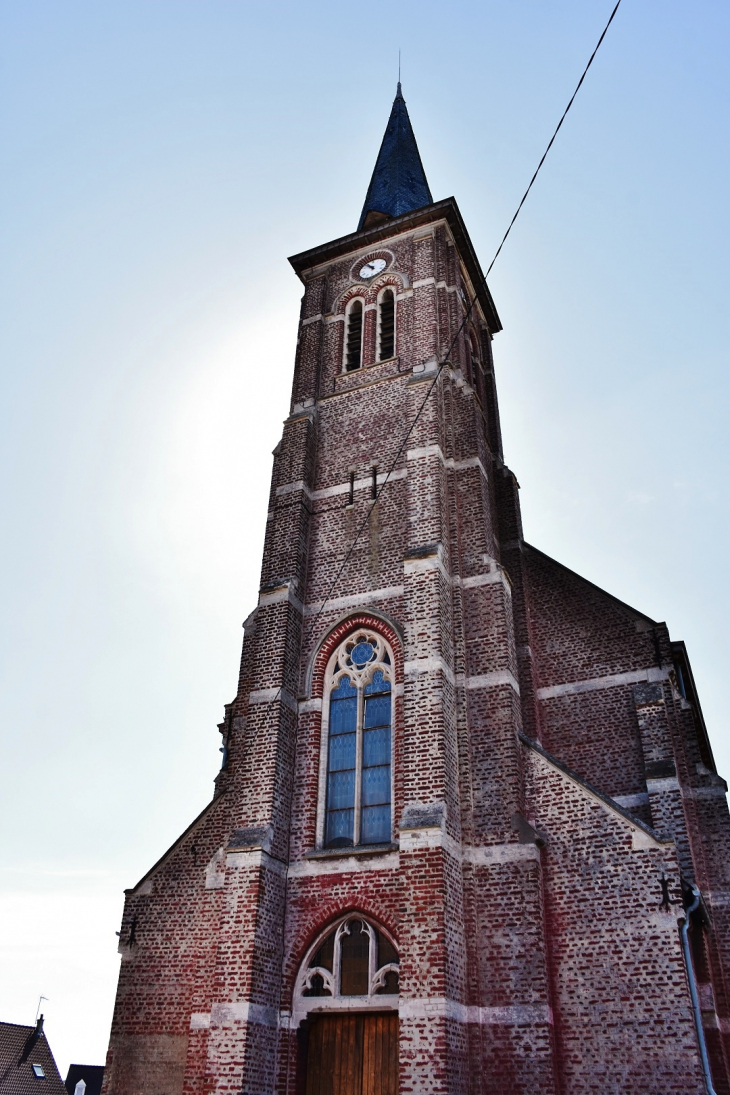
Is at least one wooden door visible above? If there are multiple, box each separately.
[361,1013,398,1095]
[305,1013,398,1095]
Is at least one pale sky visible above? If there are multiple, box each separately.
[2,0,729,1076]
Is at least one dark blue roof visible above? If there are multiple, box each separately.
[65,1064,105,1095]
[357,84,433,231]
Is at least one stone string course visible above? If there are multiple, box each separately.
[102,205,730,1094]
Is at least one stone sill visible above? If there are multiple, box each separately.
[305,843,398,861]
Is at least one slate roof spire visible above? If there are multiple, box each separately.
[357,83,433,231]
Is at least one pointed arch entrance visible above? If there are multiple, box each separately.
[294,915,399,1095]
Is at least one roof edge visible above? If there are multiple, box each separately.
[670,639,716,773]
[125,792,228,895]
[520,731,673,844]
[520,540,660,626]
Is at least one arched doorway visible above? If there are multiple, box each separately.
[294,916,399,1095]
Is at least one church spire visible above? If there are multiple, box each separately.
[357,83,433,231]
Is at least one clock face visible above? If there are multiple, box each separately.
[359,258,387,279]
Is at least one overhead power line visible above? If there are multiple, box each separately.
[485,0,623,280]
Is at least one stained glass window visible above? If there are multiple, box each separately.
[324,631,393,849]
[326,676,358,847]
[362,671,391,844]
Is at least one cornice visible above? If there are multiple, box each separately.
[288,198,502,334]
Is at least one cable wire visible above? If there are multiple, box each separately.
[485,0,622,280]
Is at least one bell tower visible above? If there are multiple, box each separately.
[103,86,730,1095]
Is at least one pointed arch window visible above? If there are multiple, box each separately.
[321,630,393,848]
[345,300,364,371]
[377,289,395,361]
[299,916,399,1002]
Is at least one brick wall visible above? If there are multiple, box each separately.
[102,201,730,1094]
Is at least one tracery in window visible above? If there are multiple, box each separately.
[323,630,393,848]
[299,917,399,1002]
[378,289,395,360]
[345,300,364,371]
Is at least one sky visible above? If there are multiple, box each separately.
[1,0,729,1076]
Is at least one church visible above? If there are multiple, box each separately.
[101,86,730,1095]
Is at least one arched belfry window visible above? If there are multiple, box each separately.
[345,300,364,371]
[321,630,393,848]
[469,329,479,364]
[298,916,399,1003]
[377,289,395,361]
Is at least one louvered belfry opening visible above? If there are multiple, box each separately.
[346,301,364,371]
[468,329,480,387]
[378,291,395,361]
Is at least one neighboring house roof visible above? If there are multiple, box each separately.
[64,1064,105,1095]
[0,1019,67,1095]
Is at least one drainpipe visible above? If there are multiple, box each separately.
[680,887,718,1095]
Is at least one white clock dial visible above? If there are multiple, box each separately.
[359,258,387,279]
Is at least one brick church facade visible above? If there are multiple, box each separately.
[102,86,730,1094]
